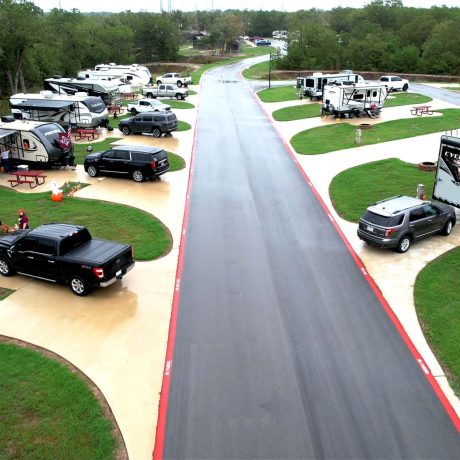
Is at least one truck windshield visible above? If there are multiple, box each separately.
[60,228,92,255]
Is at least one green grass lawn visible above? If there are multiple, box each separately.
[384,92,432,107]
[414,249,460,395]
[329,158,435,222]
[0,188,171,260]
[257,85,299,103]
[167,100,195,109]
[273,103,321,121]
[177,120,191,131]
[292,108,460,155]
[0,342,118,460]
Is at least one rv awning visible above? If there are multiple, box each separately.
[0,129,17,139]
[14,100,75,110]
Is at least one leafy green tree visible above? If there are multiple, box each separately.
[209,13,243,53]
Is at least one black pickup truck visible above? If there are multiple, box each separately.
[0,223,135,296]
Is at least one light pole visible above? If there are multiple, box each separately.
[268,52,272,89]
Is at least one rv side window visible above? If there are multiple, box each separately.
[372,91,378,97]
[353,94,364,100]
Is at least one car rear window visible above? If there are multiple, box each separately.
[361,210,404,226]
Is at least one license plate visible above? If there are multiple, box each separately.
[367,226,374,232]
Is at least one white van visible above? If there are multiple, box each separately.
[10,91,108,128]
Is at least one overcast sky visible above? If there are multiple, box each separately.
[31,0,459,14]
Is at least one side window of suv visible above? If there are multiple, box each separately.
[131,152,147,161]
[142,115,153,122]
[423,204,439,217]
[113,150,130,160]
[154,115,164,122]
[409,208,425,222]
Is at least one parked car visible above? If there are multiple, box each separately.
[118,111,178,137]
[155,73,192,88]
[255,39,271,46]
[379,75,409,91]
[84,144,169,182]
[0,223,134,296]
[357,195,456,253]
[127,98,170,114]
[142,84,189,100]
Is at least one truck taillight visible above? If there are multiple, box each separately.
[385,228,396,237]
[92,267,104,279]
[151,160,157,169]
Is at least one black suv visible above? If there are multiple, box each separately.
[118,111,178,138]
[357,195,456,253]
[84,145,169,182]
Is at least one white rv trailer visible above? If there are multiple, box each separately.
[44,76,120,105]
[10,91,108,128]
[0,117,75,167]
[74,73,141,95]
[321,82,388,118]
[297,71,365,99]
[78,63,151,86]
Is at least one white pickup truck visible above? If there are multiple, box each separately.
[379,75,409,92]
[142,84,189,100]
[155,73,192,88]
[126,98,171,114]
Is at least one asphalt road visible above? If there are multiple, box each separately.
[160,59,460,458]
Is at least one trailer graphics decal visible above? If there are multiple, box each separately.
[433,136,460,208]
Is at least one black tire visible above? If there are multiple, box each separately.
[87,165,99,177]
[402,83,409,91]
[146,93,153,99]
[156,80,162,85]
[0,256,15,277]
[177,81,183,87]
[152,128,161,138]
[396,235,411,253]
[121,126,130,136]
[70,275,90,296]
[130,108,137,115]
[441,219,454,236]
[132,169,144,182]
[176,93,184,100]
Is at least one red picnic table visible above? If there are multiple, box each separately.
[8,170,47,188]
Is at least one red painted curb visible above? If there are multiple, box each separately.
[153,83,202,460]
[247,78,460,433]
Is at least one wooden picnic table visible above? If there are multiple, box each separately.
[107,105,124,115]
[73,128,100,141]
[410,105,433,116]
[8,170,47,188]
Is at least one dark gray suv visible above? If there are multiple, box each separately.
[357,195,456,253]
[119,111,178,137]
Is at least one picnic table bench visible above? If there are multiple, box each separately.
[121,92,138,100]
[73,128,100,141]
[8,170,47,188]
[107,105,124,115]
[410,105,433,116]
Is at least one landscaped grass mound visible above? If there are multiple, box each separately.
[273,103,321,121]
[329,158,435,222]
[0,188,171,260]
[0,341,121,460]
[257,85,299,103]
[292,108,460,155]
[414,248,460,395]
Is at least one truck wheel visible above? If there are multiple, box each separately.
[152,128,161,138]
[0,256,15,277]
[87,165,99,177]
[176,94,184,100]
[177,81,183,87]
[403,83,408,91]
[70,275,90,296]
[156,80,162,85]
[132,169,145,182]
[121,126,130,136]
[146,93,153,99]
[130,108,137,115]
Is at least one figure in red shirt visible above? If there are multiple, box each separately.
[18,209,29,229]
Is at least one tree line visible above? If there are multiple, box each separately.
[0,0,459,97]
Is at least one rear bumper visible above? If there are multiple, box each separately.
[357,229,396,249]
[100,260,135,287]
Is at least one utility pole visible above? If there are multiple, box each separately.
[268,52,272,89]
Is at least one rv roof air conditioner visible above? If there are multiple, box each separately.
[109,63,116,66]
[53,75,62,79]
[313,72,323,76]
[40,90,54,98]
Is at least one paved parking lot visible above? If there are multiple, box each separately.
[1,86,459,458]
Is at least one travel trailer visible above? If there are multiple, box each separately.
[297,71,365,99]
[0,117,74,168]
[44,76,120,105]
[433,135,460,208]
[78,63,151,87]
[10,91,108,128]
[321,82,388,118]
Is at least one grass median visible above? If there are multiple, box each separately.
[0,341,121,460]
[0,187,171,260]
[257,85,299,103]
[292,108,460,155]
[273,103,321,121]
